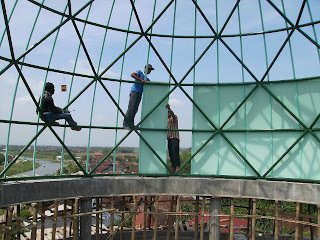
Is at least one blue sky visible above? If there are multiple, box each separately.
[0,0,320,149]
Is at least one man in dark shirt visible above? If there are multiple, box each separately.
[38,82,81,131]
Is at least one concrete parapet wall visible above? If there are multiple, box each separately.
[1,177,320,207]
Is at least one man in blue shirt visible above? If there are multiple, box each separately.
[123,64,154,129]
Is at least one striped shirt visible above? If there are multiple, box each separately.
[167,115,179,140]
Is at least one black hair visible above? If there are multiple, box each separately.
[45,82,54,92]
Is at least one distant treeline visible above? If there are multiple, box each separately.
[0,145,140,154]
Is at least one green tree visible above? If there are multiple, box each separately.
[114,213,132,228]
[80,154,93,162]
[0,153,4,165]
[181,202,195,223]
[179,150,191,174]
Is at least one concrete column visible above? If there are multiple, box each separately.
[79,198,92,240]
[209,197,220,240]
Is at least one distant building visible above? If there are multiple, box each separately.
[94,152,103,158]
[7,154,14,162]
[135,196,193,229]
[188,211,248,233]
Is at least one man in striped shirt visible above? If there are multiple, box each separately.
[166,104,181,173]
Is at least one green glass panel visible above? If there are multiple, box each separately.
[193,86,219,130]
[270,133,320,180]
[299,134,320,180]
[242,87,272,129]
[216,133,248,176]
[192,83,318,178]
[191,133,219,175]
[224,84,302,130]
[314,120,320,129]
[139,85,168,174]
[297,80,320,127]
[244,132,272,176]
[267,132,302,178]
[269,82,299,119]
[268,144,301,179]
[268,83,301,129]
[219,85,253,130]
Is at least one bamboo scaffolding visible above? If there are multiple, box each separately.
[260,208,317,221]
[295,202,301,240]
[153,196,159,240]
[200,197,205,240]
[120,196,125,240]
[274,200,279,240]
[63,200,67,240]
[251,199,256,240]
[308,204,314,240]
[2,195,320,240]
[175,196,180,240]
[52,201,58,240]
[194,196,199,239]
[131,196,137,240]
[73,198,79,240]
[96,198,100,240]
[16,205,21,240]
[143,196,147,240]
[4,207,12,240]
[318,205,320,240]
[230,198,235,240]
[110,197,114,240]
[166,196,174,240]
[31,203,38,240]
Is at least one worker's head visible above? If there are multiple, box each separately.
[45,82,55,94]
[144,64,154,74]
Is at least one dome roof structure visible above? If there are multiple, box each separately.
[1,0,320,182]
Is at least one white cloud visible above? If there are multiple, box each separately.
[32,80,45,93]
[16,95,34,103]
[0,70,19,87]
[71,59,95,75]
[169,98,184,107]
[104,70,121,79]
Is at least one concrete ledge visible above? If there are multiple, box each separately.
[1,177,320,207]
